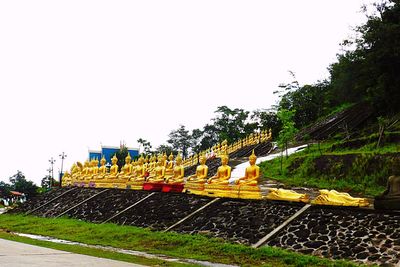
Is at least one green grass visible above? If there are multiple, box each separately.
[0,214,363,267]
[0,230,187,267]
[260,141,400,197]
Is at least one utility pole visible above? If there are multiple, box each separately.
[49,157,56,188]
[59,152,67,187]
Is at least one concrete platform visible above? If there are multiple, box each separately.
[0,238,143,267]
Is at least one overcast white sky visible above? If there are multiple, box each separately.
[0,0,374,185]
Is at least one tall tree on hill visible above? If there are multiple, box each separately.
[167,125,193,158]
[277,109,298,172]
[9,171,38,199]
[116,145,128,170]
[137,138,152,155]
[212,106,257,143]
[330,0,400,113]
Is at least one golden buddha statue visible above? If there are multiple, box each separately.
[166,153,184,184]
[147,155,157,174]
[117,153,133,180]
[312,189,369,207]
[207,154,231,185]
[235,150,260,186]
[70,163,81,182]
[96,156,108,180]
[162,153,168,168]
[220,140,228,155]
[90,159,99,180]
[106,154,119,180]
[146,155,165,183]
[165,152,174,177]
[266,188,310,203]
[187,155,208,183]
[132,156,146,182]
[62,171,72,186]
[81,160,91,180]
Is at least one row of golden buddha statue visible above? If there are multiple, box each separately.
[61,128,370,205]
[182,129,272,168]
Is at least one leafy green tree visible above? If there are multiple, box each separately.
[41,175,57,190]
[251,109,282,139]
[155,144,174,155]
[9,171,38,199]
[137,138,152,155]
[115,145,128,170]
[167,125,193,158]
[211,106,256,143]
[277,109,298,172]
[0,181,11,197]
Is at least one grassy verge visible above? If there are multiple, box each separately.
[260,141,400,197]
[0,230,185,267]
[0,214,362,267]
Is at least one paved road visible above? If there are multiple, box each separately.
[0,238,144,267]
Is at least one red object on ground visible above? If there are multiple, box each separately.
[143,182,164,191]
[10,191,23,196]
[162,183,184,193]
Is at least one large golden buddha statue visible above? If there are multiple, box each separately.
[235,150,260,186]
[81,160,91,180]
[207,154,231,185]
[106,154,119,180]
[312,189,369,207]
[146,155,165,183]
[96,156,108,180]
[165,152,175,177]
[71,163,82,182]
[90,159,99,180]
[187,154,208,183]
[266,188,310,203]
[117,153,133,180]
[147,155,157,175]
[132,156,146,182]
[166,153,184,184]
[62,171,72,186]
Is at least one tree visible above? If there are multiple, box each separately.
[167,125,193,158]
[211,106,256,143]
[0,181,11,197]
[9,171,38,199]
[251,109,282,139]
[155,144,174,155]
[41,175,57,191]
[277,109,298,172]
[115,145,128,170]
[137,138,152,155]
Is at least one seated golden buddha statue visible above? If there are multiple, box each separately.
[166,153,184,184]
[312,189,369,206]
[90,158,99,180]
[165,153,175,178]
[70,163,81,182]
[62,171,72,186]
[146,155,165,183]
[187,155,208,183]
[96,156,108,180]
[162,153,168,168]
[235,150,260,186]
[147,155,157,175]
[266,188,310,203]
[131,156,146,182]
[81,160,91,180]
[105,154,119,180]
[207,154,231,185]
[117,153,133,180]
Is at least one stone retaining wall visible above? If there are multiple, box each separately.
[266,206,400,266]
[173,199,303,244]
[8,188,400,266]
